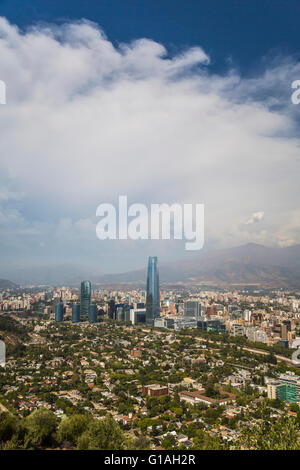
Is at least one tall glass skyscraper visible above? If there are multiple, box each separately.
[55,302,64,322]
[146,256,160,325]
[72,304,80,323]
[89,304,97,323]
[80,281,91,319]
[108,299,116,319]
[0,340,6,367]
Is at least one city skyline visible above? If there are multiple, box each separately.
[1,275,300,451]
[146,256,160,325]
[1,241,300,288]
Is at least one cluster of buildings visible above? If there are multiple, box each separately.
[1,300,300,449]
[1,254,300,353]
[1,254,300,451]
[49,256,161,326]
[54,280,96,323]
[1,258,300,356]
[267,373,300,403]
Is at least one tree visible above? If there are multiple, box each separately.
[25,408,58,448]
[161,434,176,450]
[237,416,300,450]
[0,413,20,445]
[57,414,91,447]
[77,416,125,450]
[126,434,151,450]
[192,430,222,450]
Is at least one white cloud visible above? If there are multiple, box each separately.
[244,211,265,225]
[0,17,299,270]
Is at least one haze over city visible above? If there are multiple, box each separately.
[0,2,299,277]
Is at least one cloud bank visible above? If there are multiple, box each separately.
[0,17,299,273]
[245,212,265,225]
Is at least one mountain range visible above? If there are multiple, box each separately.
[0,279,19,289]
[2,243,300,288]
[94,243,300,288]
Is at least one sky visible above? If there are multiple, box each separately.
[0,1,299,278]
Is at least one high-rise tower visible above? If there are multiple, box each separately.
[108,299,116,319]
[89,303,97,323]
[80,281,91,319]
[72,304,80,323]
[55,302,64,322]
[0,340,6,367]
[146,256,160,325]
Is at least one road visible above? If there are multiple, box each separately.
[194,336,294,365]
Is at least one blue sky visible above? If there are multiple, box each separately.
[1,0,300,74]
[0,1,299,281]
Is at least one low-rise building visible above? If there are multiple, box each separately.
[142,384,169,397]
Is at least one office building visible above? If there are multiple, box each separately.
[197,318,226,334]
[108,299,116,319]
[0,340,5,367]
[173,317,198,330]
[267,373,300,403]
[38,302,45,315]
[146,256,160,325]
[116,306,124,321]
[135,302,145,309]
[154,317,175,329]
[55,302,64,322]
[230,323,244,337]
[80,281,91,319]
[130,308,147,325]
[89,304,97,323]
[123,305,131,322]
[281,321,291,340]
[183,300,201,318]
[246,327,269,344]
[114,303,124,321]
[72,304,80,323]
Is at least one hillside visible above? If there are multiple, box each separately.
[0,279,18,290]
[95,243,300,288]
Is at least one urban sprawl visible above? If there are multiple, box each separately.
[0,256,300,450]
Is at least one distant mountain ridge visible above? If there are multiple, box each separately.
[95,243,300,288]
[0,279,19,289]
[1,264,101,286]
[2,243,300,288]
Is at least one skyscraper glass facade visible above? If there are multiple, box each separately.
[89,304,97,323]
[276,374,300,403]
[0,340,5,367]
[146,256,160,325]
[108,299,116,319]
[80,281,91,318]
[72,304,80,323]
[277,383,298,403]
[55,302,64,322]
[184,301,201,318]
[197,319,226,334]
